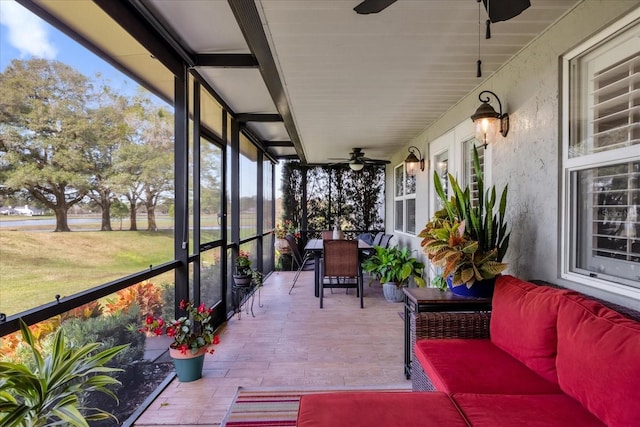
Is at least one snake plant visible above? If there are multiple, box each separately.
[420,145,510,288]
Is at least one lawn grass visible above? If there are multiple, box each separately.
[0,229,175,316]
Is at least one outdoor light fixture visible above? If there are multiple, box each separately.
[349,159,365,171]
[470,90,509,147]
[404,146,425,176]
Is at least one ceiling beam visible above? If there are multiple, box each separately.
[195,54,259,68]
[235,113,282,122]
[228,0,307,163]
[264,140,293,147]
[277,154,301,160]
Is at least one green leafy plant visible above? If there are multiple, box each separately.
[430,274,447,291]
[235,250,252,276]
[0,319,128,426]
[251,269,264,288]
[419,145,510,288]
[420,218,506,288]
[362,245,425,288]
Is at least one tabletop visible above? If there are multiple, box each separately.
[403,287,492,305]
[304,238,372,251]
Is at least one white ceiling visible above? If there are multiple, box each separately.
[142,0,579,162]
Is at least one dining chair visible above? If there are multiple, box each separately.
[286,234,315,294]
[321,230,333,240]
[361,231,384,260]
[320,239,363,309]
[371,231,385,246]
[379,233,393,249]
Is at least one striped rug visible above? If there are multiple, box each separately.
[221,386,409,427]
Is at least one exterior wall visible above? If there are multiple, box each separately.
[387,0,640,308]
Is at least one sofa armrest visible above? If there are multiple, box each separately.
[410,311,491,391]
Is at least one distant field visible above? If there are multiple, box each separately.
[0,212,267,316]
[0,229,175,316]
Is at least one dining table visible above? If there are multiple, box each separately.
[303,238,373,297]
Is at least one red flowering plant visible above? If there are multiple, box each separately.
[139,300,220,356]
[273,220,300,239]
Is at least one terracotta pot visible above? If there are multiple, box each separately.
[233,274,252,286]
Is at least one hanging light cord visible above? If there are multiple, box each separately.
[477,0,482,77]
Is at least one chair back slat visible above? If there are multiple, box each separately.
[323,239,358,277]
[371,232,384,246]
[379,234,393,248]
[285,235,304,266]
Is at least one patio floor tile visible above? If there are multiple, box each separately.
[133,271,411,426]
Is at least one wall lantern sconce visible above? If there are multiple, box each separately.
[349,159,365,171]
[470,90,509,148]
[404,146,425,176]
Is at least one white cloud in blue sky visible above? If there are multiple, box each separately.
[0,1,57,59]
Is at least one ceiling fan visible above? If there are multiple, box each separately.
[353,0,531,22]
[328,148,391,171]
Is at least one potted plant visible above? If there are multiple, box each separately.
[273,220,299,253]
[419,145,510,297]
[0,319,128,425]
[362,245,425,302]
[233,250,253,286]
[139,300,220,382]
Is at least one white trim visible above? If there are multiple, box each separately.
[393,162,417,235]
[561,10,640,299]
[562,6,640,61]
[561,271,640,300]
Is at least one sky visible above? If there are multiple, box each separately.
[0,0,165,104]
[0,1,270,196]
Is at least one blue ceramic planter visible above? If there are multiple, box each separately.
[446,276,495,298]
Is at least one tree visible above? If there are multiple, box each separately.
[112,142,144,231]
[281,161,302,229]
[110,199,129,230]
[122,97,173,232]
[282,163,385,235]
[138,107,173,232]
[0,59,95,231]
[85,87,132,231]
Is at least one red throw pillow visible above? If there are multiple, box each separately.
[490,275,571,383]
[556,294,640,427]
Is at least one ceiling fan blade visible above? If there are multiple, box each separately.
[483,0,530,23]
[354,0,397,15]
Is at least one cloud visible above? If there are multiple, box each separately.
[0,1,57,59]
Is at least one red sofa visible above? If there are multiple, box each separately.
[297,276,640,427]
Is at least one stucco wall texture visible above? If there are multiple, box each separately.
[388,0,640,308]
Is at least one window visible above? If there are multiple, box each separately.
[462,139,486,206]
[394,164,416,234]
[562,12,640,295]
[433,152,449,213]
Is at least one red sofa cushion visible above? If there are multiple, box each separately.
[490,275,569,383]
[297,391,468,427]
[415,338,560,394]
[556,293,640,427]
[452,393,605,427]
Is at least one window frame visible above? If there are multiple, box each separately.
[560,9,640,299]
[393,163,417,234]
